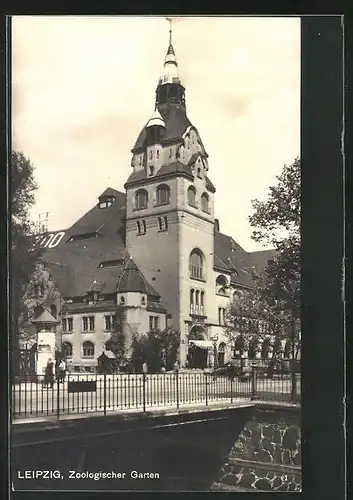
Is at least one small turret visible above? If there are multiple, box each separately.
[146,109,165,176]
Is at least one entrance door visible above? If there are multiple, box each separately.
[218,351,225,366]
[217,342,226,366]
[188,345,208,369]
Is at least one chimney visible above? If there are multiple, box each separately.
[214,219,220,233]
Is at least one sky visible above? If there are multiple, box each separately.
[12,16,300,252]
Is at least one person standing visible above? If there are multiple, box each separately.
[142,361,148,374]
[44,358,55,388]
[57,358,66,383]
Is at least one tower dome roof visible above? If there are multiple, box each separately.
[146,109,166,128]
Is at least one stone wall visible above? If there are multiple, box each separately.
[212,407,301,492]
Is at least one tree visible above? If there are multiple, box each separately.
[225,285,287,359]
[224,158,301,361]
[105,330,126,365]
[11,151,42,366]
[130,328,180,373]
[249,157,300,318]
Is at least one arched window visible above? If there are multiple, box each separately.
[195,290,200,306]
[216,275,228,295]
[62,341,73,358]
[187,186,197,207]
[200,291,205,315]
[190,289,194,313]
[119,296,125,306]
[156,184,170,205]
[50,304,57,319]
[201,193,210,213]
[134,189,148,210]
[83,341,95,358]
[189,249,204,280]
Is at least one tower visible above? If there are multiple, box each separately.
[125,21,216,365]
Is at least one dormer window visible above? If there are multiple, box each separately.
[156,150,159,159]
[149,150,153,160]
[88,292,98,303]
[119,296,125,306]
[99,196,115,209]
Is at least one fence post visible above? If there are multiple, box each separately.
[56,376,60,420]
[142,373,146,412]
[251,365,258,400]
[205,373,208,406]
[176,371,179,409]
[103,373,107,416]
[230,376,233,404]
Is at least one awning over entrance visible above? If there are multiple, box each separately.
[189,340,213,349]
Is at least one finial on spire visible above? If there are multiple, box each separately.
[166,17,173,46]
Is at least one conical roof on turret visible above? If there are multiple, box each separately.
[32,309,60,324]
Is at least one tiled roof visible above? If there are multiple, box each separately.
[118,259,159,297]
[99,187,121,199]
[63,300,118,313]
[125,161,193,186]
[125,161,216,193]
[42,187,275,302]
[32,309,59,324]
[42,189,160,300]
[132,103,192,152]
[147,301,168,313]
[246,249,278,274]
[213,231,276,288]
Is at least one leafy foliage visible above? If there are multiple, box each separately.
[225,158,301,354]
[249,157,300,319]
[130,328,180,373]
[11,151,42,353]
[105,330,126,365]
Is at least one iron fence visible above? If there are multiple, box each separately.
[12,367,300,420]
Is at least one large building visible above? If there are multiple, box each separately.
[32,28,276,372]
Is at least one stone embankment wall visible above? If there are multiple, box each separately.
[212,407,301,492]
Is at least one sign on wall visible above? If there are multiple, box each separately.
[37,231,66,249]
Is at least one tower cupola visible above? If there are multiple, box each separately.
[155,19,186,108]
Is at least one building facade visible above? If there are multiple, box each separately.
[30,29,277,372]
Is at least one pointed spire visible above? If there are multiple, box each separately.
[167,17,173,47]
[159,18,180,85]
[155,19,186,108]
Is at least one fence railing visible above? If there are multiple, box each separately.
[12,368,301,420]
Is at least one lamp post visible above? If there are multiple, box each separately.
[211,334,218,369]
